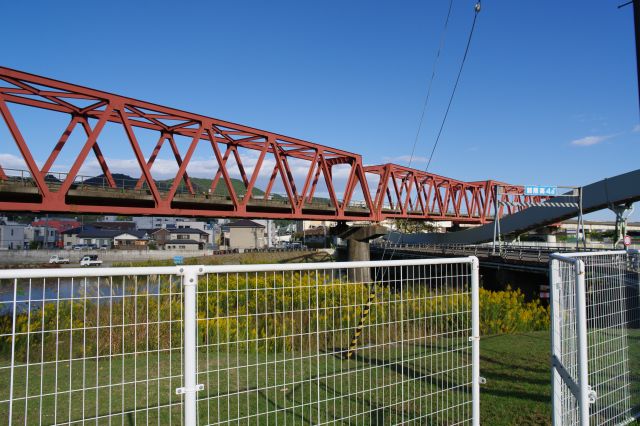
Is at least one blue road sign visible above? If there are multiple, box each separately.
[173,256,184,265]
[524,185,557,196]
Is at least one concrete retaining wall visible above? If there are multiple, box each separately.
[0,249,213,264]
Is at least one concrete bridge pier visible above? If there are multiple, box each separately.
[334,223,387,282]
[538,226,557,243]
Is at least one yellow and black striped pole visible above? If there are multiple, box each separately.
[344,289,377,360]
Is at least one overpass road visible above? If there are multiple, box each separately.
[371,242,613,273]
[387,168,640,245]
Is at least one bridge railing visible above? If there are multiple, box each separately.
[0,257,480,425]
[371,241,616,264]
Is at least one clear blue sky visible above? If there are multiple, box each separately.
[0,1,637,219]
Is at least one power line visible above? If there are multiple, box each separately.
[407,0,454,169]
[382,1,483,264]
[424,1,482,173]
[380,0,457,264]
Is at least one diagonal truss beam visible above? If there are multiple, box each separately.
[0,67,531,222]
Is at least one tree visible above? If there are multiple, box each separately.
[394,219,437,234]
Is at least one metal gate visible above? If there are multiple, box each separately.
[550,250,640,426]
[0,257,480,425]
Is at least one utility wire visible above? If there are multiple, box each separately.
[406,0,454,169]
[381,0,460,263]
[382,1,482,264]
[424,1,481,173]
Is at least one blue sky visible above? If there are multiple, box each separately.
[0,1,637,219]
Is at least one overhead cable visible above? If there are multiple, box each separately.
[424,1,482,173]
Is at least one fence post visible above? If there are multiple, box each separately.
[574,259,593,425]
[550,259,562,426]
[470,256,480,426]
[177,266,204,426]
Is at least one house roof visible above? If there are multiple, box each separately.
[147,227,208,235]
[31,219,81,232]
[90,221,137,231]
[168,227,209,235]
[114,230,148,239]
[226,219,265,229]
[62,226,147,239]
[77,229,123,238]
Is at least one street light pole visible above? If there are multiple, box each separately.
[620,0,640,112]
[634,0,640,112]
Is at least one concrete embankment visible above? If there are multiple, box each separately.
[0,249,214,265]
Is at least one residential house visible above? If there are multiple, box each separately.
[0,218,26,249]
[132,216,187,230]
[221,219,266,249]
[113,230,149,249]
[61,227,148,249]
[148,227,209,250]
[30,217,82,248]
[174,220,214,244]
[24,225,57,249]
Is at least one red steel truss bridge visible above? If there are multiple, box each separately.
[0,67,542,222]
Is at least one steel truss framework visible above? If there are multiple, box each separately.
[0,67,539,222]
[365,164,540,223]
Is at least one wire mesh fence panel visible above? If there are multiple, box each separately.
[625,251,640,419]
[195,258,480,426]
[583,253,633,424]
[0,268,185,425]
[550,257,582,426]
[0,258,480,426]
[551,251,640,426]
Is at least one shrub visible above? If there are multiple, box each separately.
[0,274,549,362]
[480,286,549,335]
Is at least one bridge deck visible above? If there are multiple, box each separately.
[0,178,485,220]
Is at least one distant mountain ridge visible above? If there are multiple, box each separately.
[80,173,265,197]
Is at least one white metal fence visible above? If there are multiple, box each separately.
[0,257,480,425]
[550,250,640,426]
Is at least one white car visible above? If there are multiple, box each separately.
[80,255,102,267]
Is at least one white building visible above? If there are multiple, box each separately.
[221,220,266,250]
[254,220,276,247]
[0,218,26,249]
[24,225,57,248]
[132,216,187,230]
[174,220,214,244]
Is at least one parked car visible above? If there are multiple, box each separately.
[80,255,102,267]
[49,255,70,264]
[73,245,84,250]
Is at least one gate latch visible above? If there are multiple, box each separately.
[176,384,204,395]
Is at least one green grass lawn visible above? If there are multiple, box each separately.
[480,332,552,425]
[2,331,638,425]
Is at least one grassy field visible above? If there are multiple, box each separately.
[2,330,640,425]
[480,332,552,425]
[0,331,550,425]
